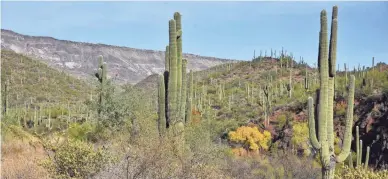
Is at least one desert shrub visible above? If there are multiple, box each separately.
[68,122,93,141]
[276,114,287,129]
[291,122,310,156]
[224,152,320,179]
[1,128,49,179]
[42,139,114,179]
[44,105,69,119]
[335,165,388,179]
[228,126,271,152]
[334,100,347,117]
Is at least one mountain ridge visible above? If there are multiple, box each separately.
[1,29,238,84]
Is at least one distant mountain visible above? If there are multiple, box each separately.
[1,29,237,84]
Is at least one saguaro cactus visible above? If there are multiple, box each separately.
[94,56,107,117]
[157,13,187,156]
[355,126,371,168]
[308,6,356,179]
[305,65,309,90]
[174,12,183,121]
[180,59,187,123]
[186,70,193,123]
[167,19,178,125]
[158,75,166,137]
[3,80,9,115]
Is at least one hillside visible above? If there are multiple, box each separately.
[1,29,236,84]
[2,6,388,179]
[1,50,92,107]
[186,56,388,169]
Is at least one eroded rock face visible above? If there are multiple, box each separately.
[353,93,388,169]
[1,29,236,84]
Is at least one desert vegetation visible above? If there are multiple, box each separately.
[1,5,388,179]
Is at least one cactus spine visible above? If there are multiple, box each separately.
[308,6,355,179]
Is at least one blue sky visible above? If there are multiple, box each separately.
[1,1,387,69]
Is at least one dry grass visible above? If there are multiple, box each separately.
[1,126,50,179]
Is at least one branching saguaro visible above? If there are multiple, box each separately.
[158,12,187,157]
[308,6,356,179]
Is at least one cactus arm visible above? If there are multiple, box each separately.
[327,14,338,154]
[327,78,335,151]
[364,146,370,168]
[158,75,166,137]
[360,140,363,165]
[348,153,353,168]
[181,59,187,123]
[168,19,178,124]
[318,10,329,150]
[336,75,355,162]
[308,97,321,149]
[328,10,338,77]
[356,126,360,166]
[176,30,182,38]
[102,64,107,83]
[174,12,183,123]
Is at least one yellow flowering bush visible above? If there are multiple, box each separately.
[228,126,271,152]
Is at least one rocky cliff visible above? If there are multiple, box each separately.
[1,29,236,84]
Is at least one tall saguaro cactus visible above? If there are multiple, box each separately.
[174,12,183,121]
[180,59,187,123]
[94,56,107,117]
[168,19,178,125]
[308,6,355,179]
[157,13,187,156]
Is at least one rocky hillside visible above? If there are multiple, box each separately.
[1,50,92,106]
[1,29,236,84]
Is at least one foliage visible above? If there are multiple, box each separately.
[0,50,92,107]
[291,122,310,156]
[67,122,93,141]
[276,114,287,129]
[335,165,388,179]
[334,100,347,117]
[42,139,114,179]
[228,126,271,151]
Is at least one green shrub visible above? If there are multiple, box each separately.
[276,114,287,129]
[68,122,93,141]
[335,165,388,179]
[42,139,114,179]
